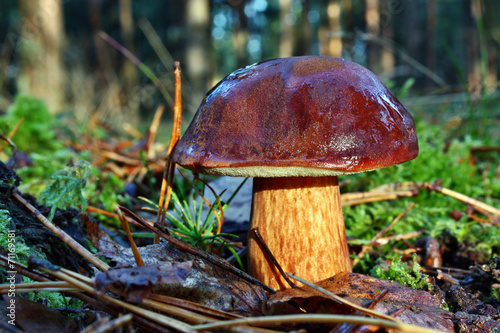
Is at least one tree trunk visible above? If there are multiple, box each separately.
[17,0,65,113]
[425,0,437,86]
[483,0,497,92]
[279,0,293,58]
[232,1,249,69]
[319,0,343,58]
[118,0,139,125]
[119,0,138,99]
[185,0,211,114]
[294,0,312,56]
[400,0,422,78]
[380,0,395,75]
[468,0,483,95]
[365,0,381,72]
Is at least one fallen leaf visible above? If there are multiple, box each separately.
[1,295,79,333]
[269,272,454,333]
[94,261,192,303]
[83,215,126,262]
[91,237,267,316]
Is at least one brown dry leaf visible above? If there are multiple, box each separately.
[88,229,267,316]
[1,295,80,332]
[94,262,192,303]
[83,215,126,262]
[269,272,454,333]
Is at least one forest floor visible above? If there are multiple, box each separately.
[0,94,499,332]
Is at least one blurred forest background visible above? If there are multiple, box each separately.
[0,0,499,137]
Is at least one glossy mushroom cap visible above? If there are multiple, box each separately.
[173,56,418,177]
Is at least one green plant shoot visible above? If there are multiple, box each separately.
[39,160,93,221]
[141,177,248,269]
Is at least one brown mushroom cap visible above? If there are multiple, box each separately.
[173,56,418,177]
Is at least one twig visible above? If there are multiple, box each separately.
[81,314,133,333]
[100,150,144,166]
[372,230,424,246]
[140,297,215,326]
[352,203,415,267]
[355,307,409,333]
[33,264,195,333]
[137,19,176,76]
[149,294,243,320]
[0,254,52,282]
[0,121,22,157]
[0,281,73,292]
[30,262,273,333]
[285,273,398,322]
[341,190,416,206]
[122,123,144,139]
[251,228,297,289]
[98,30,174,109]
[419,181,500,217]
[373,203,415,241]
[146,104,164,160]
[87,205,138,226]
[436,270,460,285]
[156,62,182,243]
[341,289,404,333]
[58,268,91,285]
[367,289,389,310]
[329,30,447,87]
[466,212,500,226]
[5,287,80,293]
[119,205,276,294]
[12,191,110,271]
[191,313,444,333]
[0,256,166,332]
[116,208,145,266]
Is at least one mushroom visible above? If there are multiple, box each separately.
[173,56,418,291]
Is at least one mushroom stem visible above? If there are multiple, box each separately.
[249,176,352,291]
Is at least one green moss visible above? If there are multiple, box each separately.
[0,95,63,154]
[28,290,83,309]
[344,122,500,271]
[370,254,432,291]
[23,276,84,309]
[491,288,500,303]
[0,209,45,263]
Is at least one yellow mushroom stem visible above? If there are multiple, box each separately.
[248,176,352,291]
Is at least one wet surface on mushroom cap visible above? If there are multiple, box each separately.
[173,56,418,176]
